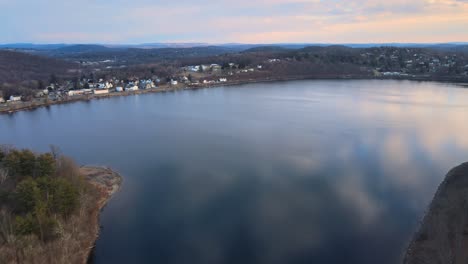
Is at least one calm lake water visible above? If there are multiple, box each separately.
[1,80,468,264]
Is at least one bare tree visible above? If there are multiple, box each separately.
[0,208,14,245]
[49,145,61,160]
[0,168,8,185]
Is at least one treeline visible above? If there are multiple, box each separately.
[0,50,78,100]
[0,146,97,263]
[0,51,77,83]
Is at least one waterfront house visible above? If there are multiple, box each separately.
[170,80,178,86]
[8,95,21,102]
[68,90,85,96]
[94,89,109,95]
[115,87,123,92]
[0,97,5,104]
[125,84,139,91]
[219,78,227,82]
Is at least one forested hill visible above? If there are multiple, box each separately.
[0,50,77,84]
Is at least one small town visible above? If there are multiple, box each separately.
[1,46,468,112]
[2,0,468,263]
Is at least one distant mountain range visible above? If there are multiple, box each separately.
[1,42,468,52]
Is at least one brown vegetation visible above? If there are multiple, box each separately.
[0,146,122,264]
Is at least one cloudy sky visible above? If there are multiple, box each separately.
[1,0,468,44]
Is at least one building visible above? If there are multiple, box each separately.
[0,97,5,103]
[125,85,139,91]
[94,89,109,95]
[8,95,21,102]
[201,65,211,72]
[170,80,178,86]
[211,64,222,72]
[115,87,123,92]
[219,78,227,82]
[139,79,156,89]
[68,90,85,96]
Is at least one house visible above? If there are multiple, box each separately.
[201,65,211,72]
[170,80,178,86]
[211,64,222,72]
[8,95,21,102]
[125,84,139,91]
[257,65,263,69]
[139,79,156,89]
[94,89,109,95]
[0,97,5,104]
[115,87,124,92]
[187,65,200,72]
[68,90,85,96]
[219,78,227,82]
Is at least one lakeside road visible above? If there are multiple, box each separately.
[1,75,467,115]
[404,162,468,264]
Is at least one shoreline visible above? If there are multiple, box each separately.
[1,75,467,115]
[80,166,123,264]
[404,162,468,264]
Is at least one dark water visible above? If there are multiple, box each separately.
[1,80,468,264]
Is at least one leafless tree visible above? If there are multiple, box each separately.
[0,168,8,185]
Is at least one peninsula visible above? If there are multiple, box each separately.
[0,147,122,264]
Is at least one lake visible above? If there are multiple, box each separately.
[1,80,468,264]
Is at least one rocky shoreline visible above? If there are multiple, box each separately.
[80,166,123,264]
[404,162,468,264]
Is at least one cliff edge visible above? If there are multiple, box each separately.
[404,162,468,264]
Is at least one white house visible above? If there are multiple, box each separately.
[0,98,5,103]
[201,65,211,72]
[170,80,178,86]
[115,87,123,92]
[187,65,200,72]
[125,85,139,91]
[68,90,85,96]
[94,89,109,95]
[8,95,21,102]
[219,78,227,82]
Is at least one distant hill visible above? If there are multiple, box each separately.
[40,45,240,64]
[0,43,68,50]
[243,46,291,53]
[0,50,77,84]
[54,44,116,53]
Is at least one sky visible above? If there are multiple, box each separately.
[1,0,468,44]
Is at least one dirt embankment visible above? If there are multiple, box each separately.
[79,166,122,264]
[404,162,468,264]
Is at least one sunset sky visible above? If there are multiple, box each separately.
[1,0,468,44]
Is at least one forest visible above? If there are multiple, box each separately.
[0,146,100,263]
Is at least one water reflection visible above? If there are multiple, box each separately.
[1,80,467,264]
